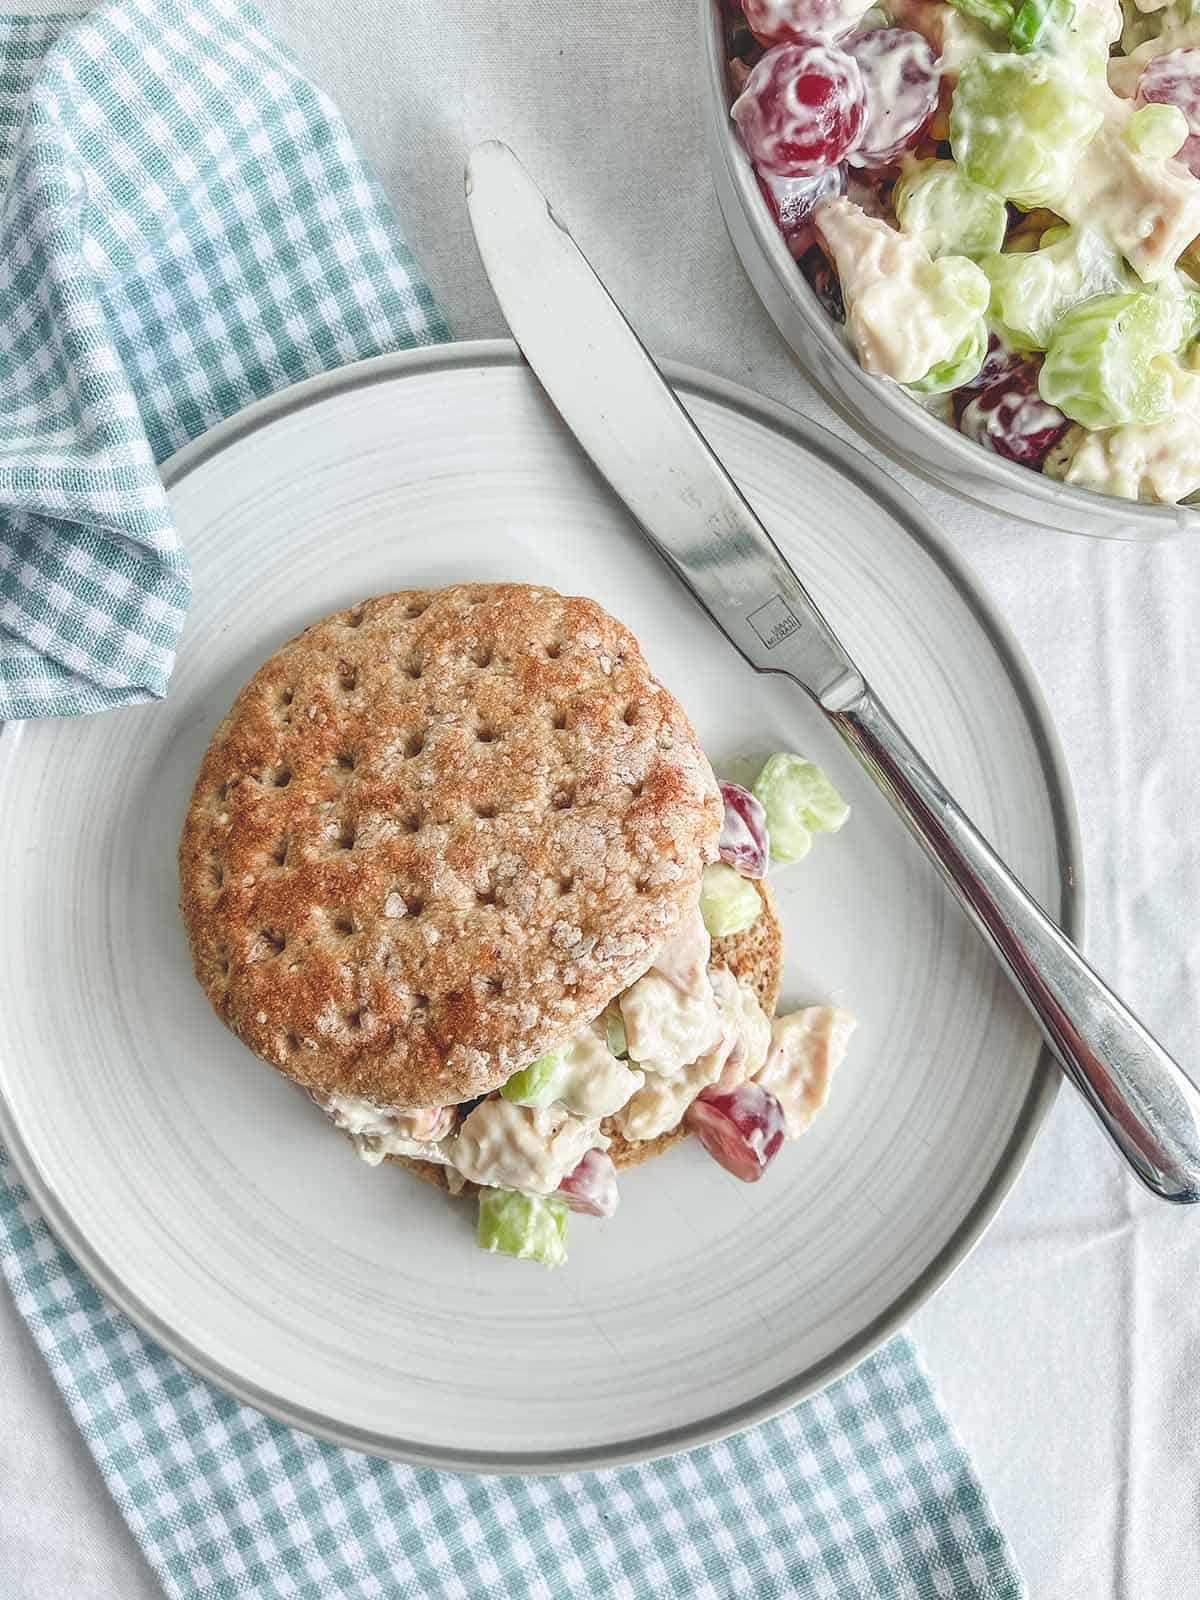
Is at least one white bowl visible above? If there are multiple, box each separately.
[701,0,1200,541]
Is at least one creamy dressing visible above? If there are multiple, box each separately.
[619,969,724,1076]
[1076,0,1125,48]
[453,1100,607,1195]
[753,1008,857,1139]
[1109,19,1200,95]
[615,965,771,1142]
[847,27,938,167]
[1057,98,1200,283]
[322,1091,604,1195]
[744,0,874,38]
[649,906,712,996]
[323,1094,456,1167]
[813,196,989,383]
[1045,407,1200,499]
[324,923,854,1205]
[716,966,773,1080]
[884,0,995,78]
[555,1027,645,1119]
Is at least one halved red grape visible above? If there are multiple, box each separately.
[959,366,1069,470]
[718,780,771,878]
[741,0,869,44]
[558,1150,619,1218]
[951,334,1025,409]
[732,39,866,177]
[686,1081,787,1182]
[844,29,938,169]
[758,165,847,255]
[1138,50,1200,178]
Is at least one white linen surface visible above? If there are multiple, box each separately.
[2,1,1198,1595]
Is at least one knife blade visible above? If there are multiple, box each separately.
[464,139,863,713]
[464,138,1200,1204]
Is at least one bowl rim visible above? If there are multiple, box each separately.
[700,0,1200,537]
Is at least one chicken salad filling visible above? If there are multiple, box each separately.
[726,0,1200,504]
[322,752,858,1266]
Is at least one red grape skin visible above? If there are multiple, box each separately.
[732,38,866,177]
[958,365,1069,470]
[952,334,1025,408]
[558,1150,619,1218]
[741,0,869,44]
[1137,50,1200,179]
[686,1081,787,1182]
[718,780,771,877]
[758,165,847,256]
[844,28,939,169]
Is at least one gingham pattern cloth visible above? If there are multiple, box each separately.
[0,0,447,721]
[1,1160,1022,1600]
[0,6,1025,1598]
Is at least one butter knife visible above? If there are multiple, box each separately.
[465,138,1200,1203]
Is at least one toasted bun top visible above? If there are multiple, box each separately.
[179,583,721,1106]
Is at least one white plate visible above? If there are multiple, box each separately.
[0,342,1080,1472]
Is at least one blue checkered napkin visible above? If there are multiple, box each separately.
[3,1155,1021,1600]
[0,6,1025,1598]
[0,0,447,721]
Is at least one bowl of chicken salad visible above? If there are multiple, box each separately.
[703,0,1200,535]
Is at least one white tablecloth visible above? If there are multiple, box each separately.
[3,2,1198,1594]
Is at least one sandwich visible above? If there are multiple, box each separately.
[179,582,855,1265]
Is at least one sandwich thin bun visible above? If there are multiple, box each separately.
[179,583,721,1109]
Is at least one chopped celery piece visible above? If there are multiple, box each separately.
[946,0,1015,33]
[949,55,1103,208]
[1178,290,1200,349]
[983,226,1128,351]
[699,863,762,938]
[604,1005,628,1060]
[1011,0,1075,52]
[752,753,850,865]
[908,320,988,395]
[1126,102,1189,159]
[500,1048,567,1107]
[894,161,1007,261]
[1039,292,1180,429]
[477,1189,568,1266]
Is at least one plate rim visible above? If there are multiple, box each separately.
[0,339,1083,1474]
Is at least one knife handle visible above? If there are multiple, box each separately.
[828,685,1200,1203]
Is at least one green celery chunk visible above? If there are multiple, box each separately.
[1126,102,1189,159]
[477,1189,568,1266]
[983,226,1129,351]
[1011,0,1075,52]
[894,161,1008,261]
[500,1048,567,1107]
[908,320,988,395]
[699,862,762,937]
[604,1005,628,1059]
[752,753,850,866]
[946,0,1015,34]
[949,54,1103,208]
[1038,292,1181,429]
